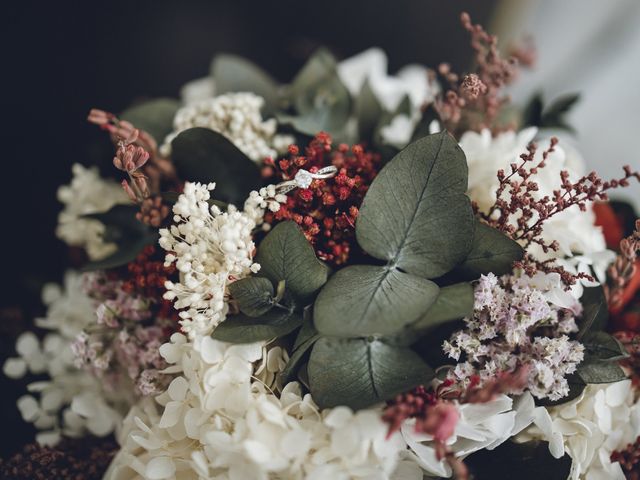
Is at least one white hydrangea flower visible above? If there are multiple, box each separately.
[3,271,133,445]
[159,182,285,338]
[105,333,412,480]
[160,92,293,162]
[56,163,129,260]
[402,393,539,478]
[460,127,614,294]
[517,380,640,480]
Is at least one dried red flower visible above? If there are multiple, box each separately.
[264,133,381,266]
[611,435,640,480]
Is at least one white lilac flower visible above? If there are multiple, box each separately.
[444,272,585,401]
[460,128,613,290]
[402,392,539,478]
[3,272,133,445]
[56,163,129,261]
[159,182,285,338]
[105,333,411,480]
[160,92,293,161]
[517,380,640,480]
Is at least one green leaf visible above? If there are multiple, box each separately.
[171,127,261,204]
[212,54,279,115]
[577,359,627,384]
[293,308,318,351]
[280,319,320,388]
[282,48,351,137]
[120,98,180,143]
[314,265,439,337]
[308,337,434,409]
[577,286,609,339]
[412,282,474,330]
[452,220,524,279]
[356,79,383,141]
[356,131,474,278]
[582,331,629,361]
[82,205,158,271]
[256,221,330,301]
[211,308,303,344]
[228,277,275,317]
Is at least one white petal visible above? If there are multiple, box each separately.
[167,376,189,402]
[16,332,40,356]
[17,395,40,422]
[243,439,271,464]
[324,406,353,428]
[159,401,183,428]
[3,358,27,378]
[145,456,176,480]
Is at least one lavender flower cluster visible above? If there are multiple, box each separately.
[443,273,585,401]
[71,272,171,396]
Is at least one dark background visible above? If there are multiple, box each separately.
[0,0,496,457]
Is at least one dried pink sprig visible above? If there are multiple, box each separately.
[87,108,177,196]
[607,220,640,310]
[435,12,520,134]
[382,368,529,480]
[478,137,640,286]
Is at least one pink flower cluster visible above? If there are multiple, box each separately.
[71,272,172,396]
[443,273,585,401]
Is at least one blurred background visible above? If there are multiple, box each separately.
[1,0,638,457]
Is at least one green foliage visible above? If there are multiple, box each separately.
[581,331,629,361]
[277,49,351,138]
[171,127,261,204]
[211,222,328,344]
[577,286,609,338]
[120,98,180,143]
[576,359,627,384]
[82,205,157,271]
[452,220,524,279]
[307,337,434,409]
[211,54,280,115]
[355,79,383,141]
[522,92,580,132]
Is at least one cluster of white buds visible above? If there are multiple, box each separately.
[160,92,293,162]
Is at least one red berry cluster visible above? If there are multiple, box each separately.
[121,245,178,322]
[382,385,437,436]
[611,436,640,480]
[263,132,381,266]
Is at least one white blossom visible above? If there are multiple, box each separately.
[517,380,640,479]
[56,163,128,260]
[3,272,133,444]
[160,92,293,162]
[105,333,410,480]
[159,182,285,338]
[460,128,614,292]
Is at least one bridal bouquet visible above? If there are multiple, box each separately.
[4,12,640,480]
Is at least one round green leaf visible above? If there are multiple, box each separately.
[120,98,180,143]
[171,127,261,204]
[228,277,275,317]
[308,337,434,409]
[582,331,629,361]
[212,54,280,115]
[577,360,627,384]
[211,309,302,344]
[453,220,524,279]
[356,131,474,279]
[314,265,439,337]
[256,221,329,301]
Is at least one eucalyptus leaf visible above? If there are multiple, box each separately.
[452,220,524,279]
[212,54,280,115]
[211,308,302,344]
[411,282,474,331]
[293,309,318,351]
[577,359,627,384]
[314,265,439,337]
[228,277,275,317]
[279,323,320,388]
[582,331,629,361]
[356,79,383,140]
[577,286,609,339]
[171,127,261,204]
[256,221,330,301]
[308,337,434,409]
[356,131,474,278]
[120,98,180,143]
[82,204,158,271]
